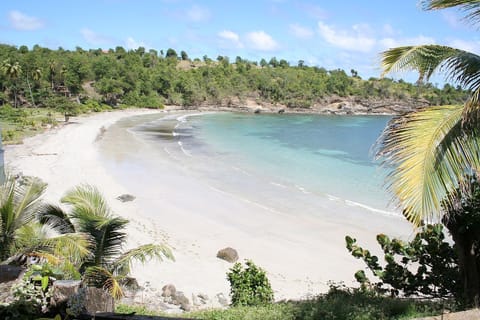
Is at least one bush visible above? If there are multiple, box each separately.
[227,260,274,307]
[292,283,449,320]
[346,224,461,299]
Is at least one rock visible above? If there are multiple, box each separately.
[216,247,239,263]
[83,286,114,315]
[197,292,209,302]
[51,280,82,307]
[116,194,136,202]
[254,108,261,114]
[0,265,24,283]
[278,108,285,114]
[173,291,191,311]
[162,284,176,297]
[215,292,229,307]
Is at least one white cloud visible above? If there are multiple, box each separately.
[8,10,44,31]
[218,30,243,48]
[186,5,211,22]
[317,21,375,52]
[379,35,435,49]
[448,39,480,53]
[125,37,147,50]
[289,24,314,39]
[81,28,113,46]
[245,31,278,51]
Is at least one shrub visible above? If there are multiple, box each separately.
[292,283,449,320]
[346,224,461,299]
[11,263,64,314]
[227,260,274,307]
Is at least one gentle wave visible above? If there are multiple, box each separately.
[177,141,192,157]
[344,199,400,218]
[295,184,311,194]
[231,166,253,176]
[270,182,287,188]
[208,185,287,216]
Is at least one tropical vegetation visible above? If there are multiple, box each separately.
[227,260,274,307]
[0,42,469,116]
[0,175,90,269]
[37,184,174,299]
[0,177,173,318]
[116,283,450,320]
[346,223,461,300]
[376,0,480,306]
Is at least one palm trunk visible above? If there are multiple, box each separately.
[445,218,480,306]
[25,74,36,107]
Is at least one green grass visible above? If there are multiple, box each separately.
[0,105,61,144]
[116,285,455,320]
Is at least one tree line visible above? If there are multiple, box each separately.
[0,44,470,111]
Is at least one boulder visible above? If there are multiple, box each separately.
[51,280,81,307]
[0,265,24,283]
[162,283,176,298]
[83,287,114,315]
[215,292,229,307]
[173,291,191,311]
[216,247,239,263]
[116,194,136,202]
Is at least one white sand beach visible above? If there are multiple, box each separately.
[4,109,414,306]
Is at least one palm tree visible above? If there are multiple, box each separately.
[39,185,174,299]
[25,67,42,107]
[376,0,480,305]
[0,176,90,268]
[1,60,22,107]
[0,176,46,261]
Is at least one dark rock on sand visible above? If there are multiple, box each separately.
[116,194,136,202]
[216,247,239,263]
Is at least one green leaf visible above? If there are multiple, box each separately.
[41,275,49,291]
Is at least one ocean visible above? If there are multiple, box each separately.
[123,112,398,218]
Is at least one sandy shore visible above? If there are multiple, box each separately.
[4,109,414,307]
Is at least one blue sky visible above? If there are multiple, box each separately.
[1,0,479,81]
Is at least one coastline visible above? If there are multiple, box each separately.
[4,108,414,310]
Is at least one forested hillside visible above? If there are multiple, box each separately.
[0,44,469,112]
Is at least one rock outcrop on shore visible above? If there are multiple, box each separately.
[180,95,430,116]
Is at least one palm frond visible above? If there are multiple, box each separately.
[84,266,123,299]
[42,233,93,265]
[112,243,174,276]
[13,177,47,227]
[92,216,128,267]
[421,0,480,26]
[0,176,46,238]
[376,104,480,225]
[382,45,480,91]
[14,223,92,265]
[61,184,111,218]
[37,204,76,234]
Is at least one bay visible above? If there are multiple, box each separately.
[131,112,397,218]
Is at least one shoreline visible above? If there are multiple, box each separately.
[4,108,414,310]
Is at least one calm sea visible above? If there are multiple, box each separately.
[131,112,397,217]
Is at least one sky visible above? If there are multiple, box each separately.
[1,0,480,82]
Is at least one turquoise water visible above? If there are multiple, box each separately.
[133,112,395,215]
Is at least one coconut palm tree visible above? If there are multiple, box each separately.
[0,176,90,269]
[376,0,480,305]
[1,60,22,107]
[39,184,174,299]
